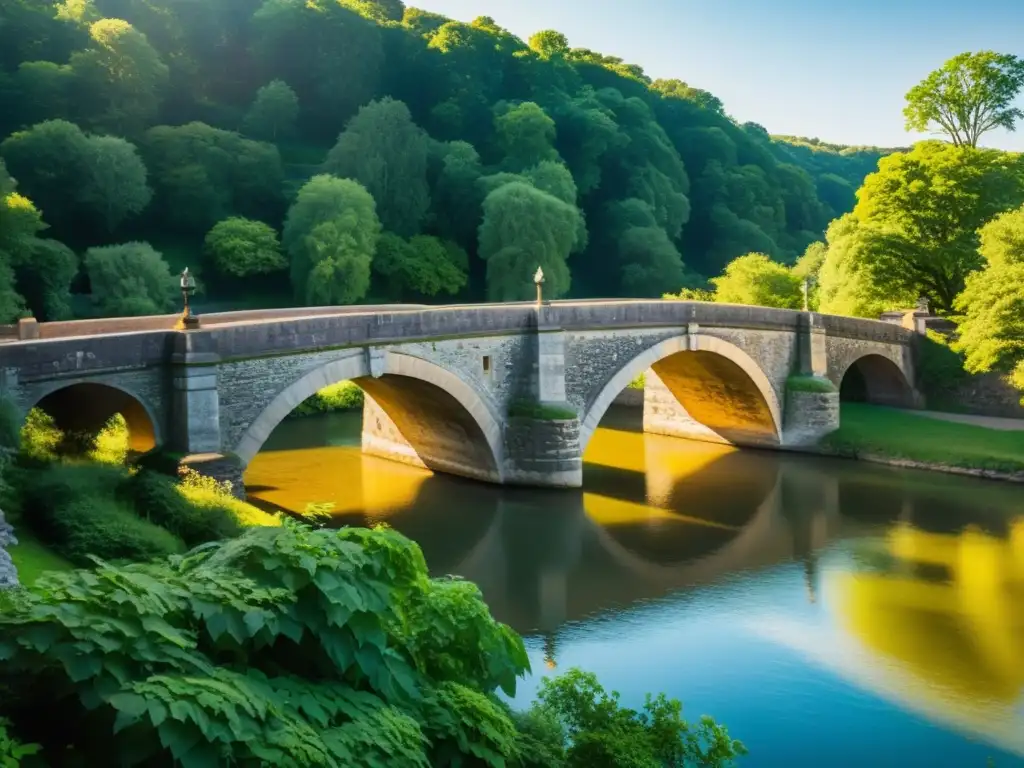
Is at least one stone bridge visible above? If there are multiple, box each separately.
[0,300,919,489]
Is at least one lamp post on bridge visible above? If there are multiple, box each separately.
[179,267,198,329]
[534,266,545,307]
[801,277,812,312]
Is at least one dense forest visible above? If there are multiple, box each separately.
[0,0,897,318]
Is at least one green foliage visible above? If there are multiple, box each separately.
[496,102,559,171]
[19,408,61,463]
[324,97,431,238]
[373,233,468,299]
[915,331,972,409]
[291,381,366,417]
[627,373,645,390]
[125,469,245,547]
[847,142,1024,313]
[529,668,746,768]
[79,134,153,231]
[952,204,1024,401]
[786,375,837,394]
[904,51,1024,147]
[710,252,802,309]
[142,122,285,235]
[87,413,130,465]
[69,18,169,135]
[15,462,185,565]
[0,717,40,766]
[244,79,300,141]
[508,401,578,420]
[0,522,532,766]
[84,241,176,316]
[204,217,286,278]
[0,400,21,452]
[479,181,583,301]
[284,174,381,305]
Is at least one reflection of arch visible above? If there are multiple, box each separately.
[838,354,914,407]
[28,381,160,452]
[233,351,504,481]
[579,334,782,453]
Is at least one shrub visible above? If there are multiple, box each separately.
[291,381,365,417]
[176,467,280,528]
[0,399,20,451]
[627,373,646,390]
[915,330,971,410]
[16,463,183,564]
[87,413,130,465]
[18,408,61,463]
[125,469,243,547]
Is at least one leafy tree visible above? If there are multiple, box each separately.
[495,101,559,172]
[243,79,299,141]
[80,134,152,231]
[12,60,74,125]
[528,668,746,767]
[528,30,569,60]
[143,122,285,233]
[373,232,468,299]
[1,120,150,237]
[817,214,914,318]
[851,141,1024,312]
[283,174,381,305]
[953,204,1024,399]
[204,217,286,278]
[84,241,177,316]
[651,78,725,115]
[11,238,78,320]
[324,97,431,237]
[69,18,169,134]
[605,198,684,297]
[792,241,827,310]
[904,51,1024,147]
[478,181,583,301]
[430,140,484,251]
[710,252,802,309]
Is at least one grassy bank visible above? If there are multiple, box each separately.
[823,403,1024,474]
[7,526,73,585]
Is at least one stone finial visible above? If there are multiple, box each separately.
[915,296,930,314]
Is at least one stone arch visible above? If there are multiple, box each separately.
[26,381,160,452]
[837,354,915,408]
[579,334,783,454]
[233,350,504,483]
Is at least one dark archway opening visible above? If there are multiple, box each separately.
[31,383,158,456]
[839,355,915,408]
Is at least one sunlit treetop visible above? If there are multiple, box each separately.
[904,51,1024,147]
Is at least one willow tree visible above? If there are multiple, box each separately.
[324,97,430,238]
[478,180,583,301]
[283,175,381,305]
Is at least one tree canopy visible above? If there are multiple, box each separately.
[0,0,900,318]
[904,51,1024,147]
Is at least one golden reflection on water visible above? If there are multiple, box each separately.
[825,518,1024,754]
[247,407,1024,757]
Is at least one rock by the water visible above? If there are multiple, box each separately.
[0,509,19,589]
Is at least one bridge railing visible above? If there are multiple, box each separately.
[0,300,917,345]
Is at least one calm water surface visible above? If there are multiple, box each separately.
[246,406,1024,768]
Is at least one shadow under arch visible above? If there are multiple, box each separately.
[232,351,504,483]
[579,334,782,454]
[838,353,915,407]
[27,381,160,452]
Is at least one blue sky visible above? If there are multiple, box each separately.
[411,0,1024,151]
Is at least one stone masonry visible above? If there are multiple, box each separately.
[0,301,919,489]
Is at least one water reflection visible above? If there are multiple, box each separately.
[246,406,1024,765]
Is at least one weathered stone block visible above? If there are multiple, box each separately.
[503,416,582,488]
[782,389,840,446]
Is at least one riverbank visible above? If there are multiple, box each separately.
[819,403,1024,480]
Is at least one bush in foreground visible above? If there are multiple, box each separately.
[0,523,745,767]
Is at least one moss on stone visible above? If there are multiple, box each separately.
[508,400,578,420]
[786,375,837,394]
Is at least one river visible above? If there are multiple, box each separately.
[245,405,1024,768]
